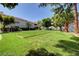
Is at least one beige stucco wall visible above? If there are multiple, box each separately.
[6,17,36,28]
[6,17,28,28]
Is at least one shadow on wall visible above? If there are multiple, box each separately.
[55,36,79,56]
[26,48,61,56]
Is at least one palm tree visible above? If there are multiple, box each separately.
[73,3,79,33]
[62,10,74,32]
[52,14,65,31]
[0,14,4,33]
[39,3,78,33]
[39,3,73,32]
[37,20,42,30]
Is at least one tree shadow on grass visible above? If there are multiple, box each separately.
[70,36,79,42]
[26,48,61,56]
[24,32,49,39]
[55,36,79,56]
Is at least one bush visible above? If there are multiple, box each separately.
[26,48,56,56]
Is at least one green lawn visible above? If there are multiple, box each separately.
[1,30,79,56]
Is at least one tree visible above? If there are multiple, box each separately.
[37,20,42,30]
[0,3,18,32]
[62,10,74,32]
[61,3,78,33]
[52,11,74,31]
[52,14,65,31]
[0,14,3,22]
[73,3,79,33]
[1,3,18,9]
[42,18,51,30]
[39,3,72,32]
[0,14,4,33]
[39,3,78,33]
[2,16,15,32]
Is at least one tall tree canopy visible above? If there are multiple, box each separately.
[0,3,18,32]
[42,18,51,29]
[1,3,18,9]
[52,14,65,31]
[2,16,15,32]
[39,3,78,33]
[37,20,43,30]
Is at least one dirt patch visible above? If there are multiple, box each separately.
[71,33,79,37]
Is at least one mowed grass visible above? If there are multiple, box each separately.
[1,30,79,56]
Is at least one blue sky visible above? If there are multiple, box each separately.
[0,3,53,22]
[0,3,79,22]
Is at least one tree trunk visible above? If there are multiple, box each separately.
[3,24,5,32]
[73,3,79,33]
[0,22,2,33]
[0,22,3,33]
[64,20,69,32]
[59,26,62,31]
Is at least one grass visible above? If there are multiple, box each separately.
[1,30,79,56]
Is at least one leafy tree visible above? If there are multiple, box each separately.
[39,3,71,32]
[42,18,51,30]
[52,11,74,31]
[39,3,78,33]
[0,14,4,32]
[0,3,18,32]
[64,12,74,32]
[52,14,65,31]
[2,16,15,32]
[1,3,18,9]
[37,20,42,30]
[0,14,3,22]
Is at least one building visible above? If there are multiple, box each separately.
[0,12,38,31]
[6,17,30,28]
[6,17,38,29]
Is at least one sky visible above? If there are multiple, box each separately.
[0,3,79,22]
[0,3,53,22]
